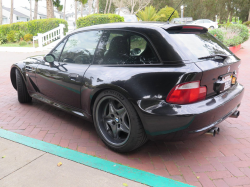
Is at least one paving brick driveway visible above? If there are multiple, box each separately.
[1,40,250,187]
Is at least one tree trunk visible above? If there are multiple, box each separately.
[248,8,250,21]
[104,0,108,14]
[34,0,38,19]
[81,3,83,17]
[64,0,66,20]
[51,0,54,18]
[10,0,13,24]
[30,0,32,20]
[75,0,77,24]
[47,0,53,18]
[88,0,93,15]
[96,0,99,13]
[107,0,112,14]
[0,0,2,25]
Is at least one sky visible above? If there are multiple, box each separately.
[3,0,75,12]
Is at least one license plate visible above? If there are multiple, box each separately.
[223,75,232,90]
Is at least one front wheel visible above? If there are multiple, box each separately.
[93,90,147,152]
[15,69,32,103]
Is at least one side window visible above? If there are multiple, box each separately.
[196,20,204,23]
[50,39,66,61]
[94,31,159,65]
[59,30,102,64]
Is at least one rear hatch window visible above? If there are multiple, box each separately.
[167,31,233,61]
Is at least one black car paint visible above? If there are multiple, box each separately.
[10,22,244,141]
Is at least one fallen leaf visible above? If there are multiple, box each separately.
[2,155,5,158]
[57,162,62,167]
[197,176,200,179]
[123,183,128,186]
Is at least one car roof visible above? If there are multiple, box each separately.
[70,22,180,34]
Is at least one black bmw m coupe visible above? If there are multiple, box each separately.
[10,23,244,152]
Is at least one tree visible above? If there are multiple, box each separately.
[78,0,87,17]
[113,0,125,15]
[46,0,54,18]
[0,0,2,25]
[108,0,112,13]
[34,0,38,20]
[30,0,32,20]
[75,0,77,24]
[10,0,13,24]
[137,5,160,21]
[96,0,99,13]
[88,0,93,14]
[104,0,108,13]
[63,0,66,19]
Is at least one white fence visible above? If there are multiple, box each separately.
[33,24,65,48]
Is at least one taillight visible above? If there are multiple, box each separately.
[166,81,207,104]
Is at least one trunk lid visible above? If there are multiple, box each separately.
[195,56,240,97]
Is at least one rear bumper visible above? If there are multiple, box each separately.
[135,83,244,141]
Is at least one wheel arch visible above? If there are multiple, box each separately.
[89,85,134,115]
[10,65,27,91]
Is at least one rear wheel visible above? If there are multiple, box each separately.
[93,90,147,152]
[15,69,32,103]
[210,26,215,29]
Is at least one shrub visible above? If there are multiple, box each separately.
[24,34,33,42]
[222,24,249,44]
[156,6,179,22]
[0,34,7,45]
[15,31,26,41]
[0,18,68,36]
[243,21,250,26]
[76,14,124,28]
[224,35,243,47]
[19,41,27,46]
[209,29,225,42]
[7,31,17,42]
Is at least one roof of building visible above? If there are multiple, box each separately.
[21,7,47,17]
[2,6,29,18]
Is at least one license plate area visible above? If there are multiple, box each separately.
[214,73,232,93]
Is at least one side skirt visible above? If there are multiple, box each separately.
[30,93,93,122]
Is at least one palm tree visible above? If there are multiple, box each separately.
[78,0,87,17]
[0,0,2,25]
[88,0,93,15]
[136,6,160,21]
[46,0,54,18]
[75,0,77,26]
[34,0,38,19]
[10,0,13,24]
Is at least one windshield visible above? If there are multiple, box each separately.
[168,32,232,60]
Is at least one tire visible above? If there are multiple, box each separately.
[15,69,32,103]
[93,90,148,153]
[210,26,215,29]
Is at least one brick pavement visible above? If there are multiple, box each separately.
[1,41,250,187]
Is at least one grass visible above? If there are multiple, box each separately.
[0,42,38,47]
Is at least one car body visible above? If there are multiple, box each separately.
[189,19,218,29]
[10,22,244,152]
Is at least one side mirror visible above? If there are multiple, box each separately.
[44,54,55,64]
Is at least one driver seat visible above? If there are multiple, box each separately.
[103,36,129,64]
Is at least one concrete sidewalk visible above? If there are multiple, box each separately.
[0,137,147,187]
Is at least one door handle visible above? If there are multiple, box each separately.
[68,73,79,81]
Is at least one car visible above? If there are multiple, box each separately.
[189,19,218,29]
[171,17,193,24]
[122,15,138,22]
[10,23,244,152]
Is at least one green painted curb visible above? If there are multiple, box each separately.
[0,128,192,187]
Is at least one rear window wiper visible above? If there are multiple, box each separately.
[198,54,229,60]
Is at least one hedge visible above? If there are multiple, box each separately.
[243,21,250,27]
[209,24,249,47]
[76,14,124,28]
[0,18,68,36]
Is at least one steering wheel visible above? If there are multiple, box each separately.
[73,49,92,64]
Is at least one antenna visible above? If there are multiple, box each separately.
[167,0,184,24]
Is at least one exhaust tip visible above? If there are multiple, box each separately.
[230,110,240,118]
[205,129,216,137]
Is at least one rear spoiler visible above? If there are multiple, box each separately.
[166,25,208,34]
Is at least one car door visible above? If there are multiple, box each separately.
[36,30,103,109]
